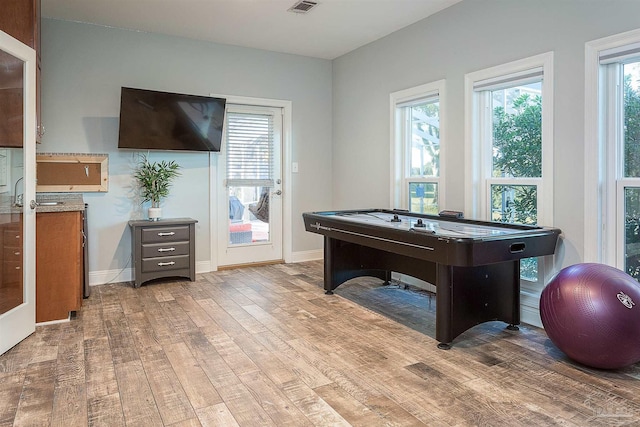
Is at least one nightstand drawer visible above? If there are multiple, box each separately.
[142,254,190,273]
[142,241,189,258]
[141,225,189,243]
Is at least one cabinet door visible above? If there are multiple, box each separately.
[0,0,37,48]
[0,0,41,146]
[36,211,82,323]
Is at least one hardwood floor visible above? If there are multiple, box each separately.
[2,260,640,426]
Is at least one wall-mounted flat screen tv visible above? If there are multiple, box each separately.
[117,87,226,152]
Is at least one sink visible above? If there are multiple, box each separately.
[38,201,64,206]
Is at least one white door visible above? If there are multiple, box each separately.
[217,104,283,267]
[0,31,37,355]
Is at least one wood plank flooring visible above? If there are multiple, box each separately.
[2,260,640,426]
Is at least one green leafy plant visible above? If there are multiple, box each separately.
[133,155,181,208]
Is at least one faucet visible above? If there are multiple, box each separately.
[13,177,23,207]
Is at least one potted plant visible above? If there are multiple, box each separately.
[133,155,181,221]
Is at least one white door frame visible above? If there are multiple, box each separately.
[209,94,292,271]
[0,30,37,355]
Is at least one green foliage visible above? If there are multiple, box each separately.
[624,74,640,178]
[491,184,537,225]
[491,92,542,279]
[133,155,181,207]
[622,74,640,278]
[491,93,542,229]
[412,103,440,177]
[492,94,542,178]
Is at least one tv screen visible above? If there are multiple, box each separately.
[117,87,226,152]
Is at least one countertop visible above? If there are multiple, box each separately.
[0,194,85,214]
[36,194,85,213]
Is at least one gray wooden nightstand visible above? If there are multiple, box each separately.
[128,218,197,288]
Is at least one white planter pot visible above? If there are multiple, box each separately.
[148,207,162,221]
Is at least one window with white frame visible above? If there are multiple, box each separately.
[390,80,445,214]
[465,53,554,289]
[586,30,640,279]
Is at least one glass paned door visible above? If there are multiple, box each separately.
[0,31,36,355]
[218,105,282,267]
[228,185,271,245]
[226,111,274,247]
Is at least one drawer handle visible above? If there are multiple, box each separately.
[157,247,176,252]
[157,261,176,267]
[158,232,175,236]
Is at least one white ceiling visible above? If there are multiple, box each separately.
[41,0,461,60]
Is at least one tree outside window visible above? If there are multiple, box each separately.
[408,101,440,215]
[621,62,640,278]
[489,84,542,280]
[491,89,541,226]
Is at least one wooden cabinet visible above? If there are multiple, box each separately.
[0,0,42,146]
[36,211,83,323]
[0,214,23,315]
[129,218,197,288]
[0,0,40,50]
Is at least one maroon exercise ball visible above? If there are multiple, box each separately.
[540,263,640,369]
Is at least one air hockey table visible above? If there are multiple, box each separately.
[302,209,561,349]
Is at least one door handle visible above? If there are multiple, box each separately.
[272,190,282,196]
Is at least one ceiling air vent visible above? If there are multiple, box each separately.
[288,0,318,14]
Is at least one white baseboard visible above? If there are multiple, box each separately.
[520,291,543,328]
[90,263,210,286]
[88,253,322,286]
[36,317,71,326]
[196,260,212,274]
[288,249,323,263]
[89,268,133,286]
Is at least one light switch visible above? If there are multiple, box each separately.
[292,162,299,173]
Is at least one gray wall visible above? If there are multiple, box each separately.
[41,19,332,278]
[43,0,640,281]
[332,0,640,270]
